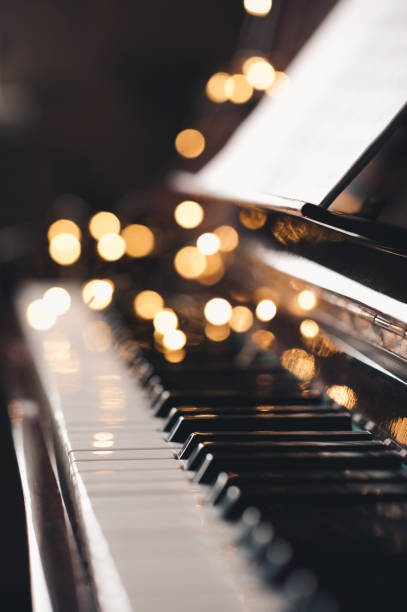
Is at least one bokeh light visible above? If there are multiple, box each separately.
[298,290,317,310]
[225,74,253,104]
[256,299,277,321]
[205,324,230,342]
[327,385,357,410]
[198,253,224,286]
[26,299,57,331]
[43,287,71,316]
[164,349,186,363]
[204,298,232,325]
[47,219,81,242]
[175,129,205,159]
[82,279,114,310]
[163,329,186,350]
[239,208,267,229]
[174,246,206,279]
[97,233,126,261]
[49,233,81,265]
[251,329,275,350]
[121,224,154,258]
[214,225,239,252]
[206,72,229,103]
[153,309,178,334]
[196,233,220,255]
[89,211,120,239]
[134,290,164,319]
[281,349,316,380]
[245,59,275,90]
[243,0,272,16]
[174,201,204,229]
[230,305,253,332]
[300,319,320,338]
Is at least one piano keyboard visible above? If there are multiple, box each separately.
[16,283,407,612]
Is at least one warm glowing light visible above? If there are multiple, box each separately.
[163,329,186,351]
[121,224,154,258]
[153,309,178,334]
[267,71,290,97]
[196,233,220,255]
[93,432,113,441]
[214,225,239,252]
[251,329,275,350]
[239,208,267,229]
[26,299,57,331]
[92,440,114,449]
[256,299,277,321]
[49,233,81,265]
[198,253,224,286]
[298,290,317,310]
[174,200,204,229]
[204,298,232,326]
[97,233,125,261]
[300,319,320,339]
[246,59,275,90]
[326,385,357,410]
[205,72,229,103]
[205,324,230,342]
[225,74,253,104]
[243,0,272,16]
[133,290,164,319]
[175,129,205,159]
[47,219,81,242]
[230,306,253,332]
[43,287,71,316]
[82,280,114,310]
[174,246,206,279]
[89,211,120,239]
[164,349,186,363]
[281,349,316,380]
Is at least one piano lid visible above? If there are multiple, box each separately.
[176,0,407,210]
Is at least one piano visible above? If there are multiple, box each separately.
[2,1,407,611]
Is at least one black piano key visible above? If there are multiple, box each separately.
[179,430,373,459]
[185,440,384,471]
[209,469,407,505]
[153,388,324,417]
[194,450,402,484]
[168,413,352,443]
[163,404,342,433]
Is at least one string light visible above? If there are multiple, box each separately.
[300,319,319,338]
[153,309,178,334]
[163,329,186,351]
[230,306,253,332]
[174,129,205,159]
[205,72,229,103]
[82,280,114,310]
[89,211,120,239]
[97,233,125,261]
[43,287,71,316]
[243,0,272,17]
[205,324,230,342]
[204,298,232,325]
[239,208,267,229]
[49,233,81,265]
[133,290,164,319]
[245,59,275,90]
[47,219,81,242]
[121,224,154,257]
[196,233,220,255]
[225,74,253,104]
[298,290,317,311]
[26,299,57,331]
[174,246,206,279]
[214,226,239,251]
[174,201,204,229]
[256,299,277,321]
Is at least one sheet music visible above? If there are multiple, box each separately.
[193,0,407,206]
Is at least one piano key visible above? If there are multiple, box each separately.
[186,440,385,471]
[154,389,324,417]
[168,413,352,443]
[194,450,402,484]
[179,430,373,459]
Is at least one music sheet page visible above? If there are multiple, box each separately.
[192,0,407,206]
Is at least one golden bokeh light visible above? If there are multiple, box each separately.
[121,224,154,258]
[246,59,275,90]
[47,219,81,242]
[174,200,204,229]
[239,208,267,229]
[300,319,320,339]
[196,232,220,255]
[89,211,120,239]
[214,225,239,252]
[326,385,357,410]
[298,290,317,311]
[281,349,316,380]
[49,233,81,265]
[153,309,178,334]
[82,279,114,310]
[243,0,272,16]
[163,329,186,351]
[205,323,230,342]
[205,72,229,103]
[251,329,275,350]
[267,71,290,97]
[133,290,164,320]
[225,74,253,104]
[174,129,205,159]
[97,233,126,261]
[256,299,277,322]
[198,252,224,286]
[43,287,71,316]
[204,298,232,325]
[230,305,253,333]
[174,246,206,279]
[26,299,57,331]
[164,349,186,363]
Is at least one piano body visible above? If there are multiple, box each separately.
[2,1,407,610]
